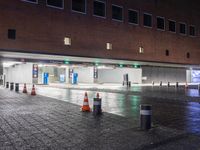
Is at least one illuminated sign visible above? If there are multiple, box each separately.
[192,70,200,83]
[32,64,38,78]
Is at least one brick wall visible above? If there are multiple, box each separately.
[0,0,200,65]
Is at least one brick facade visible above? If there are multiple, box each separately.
[0,0,200,65]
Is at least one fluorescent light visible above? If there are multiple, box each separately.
[64,37,71,46]
[3,61,22,68]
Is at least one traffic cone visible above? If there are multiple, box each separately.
[81,92,91,112]
[31,84,36,96]
[23,83,28,93]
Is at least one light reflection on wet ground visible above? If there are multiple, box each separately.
[32,85,200,135]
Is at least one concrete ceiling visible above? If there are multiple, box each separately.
[0,51,199,69]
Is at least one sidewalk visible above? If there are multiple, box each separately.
[0,87,200,149]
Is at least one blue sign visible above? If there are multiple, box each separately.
[192,70,200,83]
[72,73,78,84]
[43,73,49,85]
[60,74,65,83]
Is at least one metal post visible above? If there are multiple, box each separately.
[93,97,102,115]
[6,82,9,88]
[167,82,170,87]
[15,83,19,92]
[160,81,162,86]
[140,105,152,130]
[176,82,178,88]
[10,82,14,90]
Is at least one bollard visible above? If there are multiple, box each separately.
[160,81,162,86]
[6,82,9,88]
[128,81,131,87]
[152,81,154,86]
[10,82,14,90]
[167,82,170,87]
[176,82,179,88]
[140,105,152,130]
[93,93,102,115]
[15,83,19,92]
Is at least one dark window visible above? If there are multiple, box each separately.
[168,20,176,32]
[189,26,195,36]
[93,0,106,17]
[72,0,86,13]
[179,23,186,34]
[165,50,169,56]
[186,52,190,58]
[22,0,37,3]
[47,0,63,8]
[128,10,138,24]
[112,5,123,21]
[8,29,16,40]
[143,13,152,27]
[157,17,165,30]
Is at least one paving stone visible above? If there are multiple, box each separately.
[0,87,200,149]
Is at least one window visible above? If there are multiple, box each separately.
[46,0,64,9]
[22,0,38,4]
[189,26,195,36]
[143,13,152,27]
[128,9,138,25]
[93,0,106,17]
[157,17,165,30]
[112,5,123,21]
[72,0,86,13]
[165,49,169,56]
[186,52,190,58]
[8,29,16,40]
[168,20,176,32]
[179,23,186,35]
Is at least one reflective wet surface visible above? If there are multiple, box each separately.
[16,85,200,135]
[28,85,200,136]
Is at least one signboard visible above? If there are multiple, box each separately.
[192,70,200,83]
[69,68,74,78]
[32,64,38,78]
[94,67,98,79]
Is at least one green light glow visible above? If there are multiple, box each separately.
[64,59,69,64]
[119,64,123,68]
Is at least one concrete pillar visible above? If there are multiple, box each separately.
[65,66,70,84]
[0,60,3,85]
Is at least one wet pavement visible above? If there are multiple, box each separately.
[1,85,200,149]
[32,85,200,136]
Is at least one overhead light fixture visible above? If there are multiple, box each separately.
[106,43,112,50]
[139,46,144,53]
[64,37,71,46]
[3,61,22,68]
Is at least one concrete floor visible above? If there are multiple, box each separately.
[1,86,200,149]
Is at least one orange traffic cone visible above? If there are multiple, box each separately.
[23,83,28,93]
[31,84,36,96]
[81,92,91,112]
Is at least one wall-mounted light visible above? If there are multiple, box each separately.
[64,37,71,46]
[106,43,112,50]
[139,46,144,53]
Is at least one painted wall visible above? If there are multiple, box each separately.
[98,68,142,84]
[4,63,33,84]
[73,67,94,83]
[142,66,186,83]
